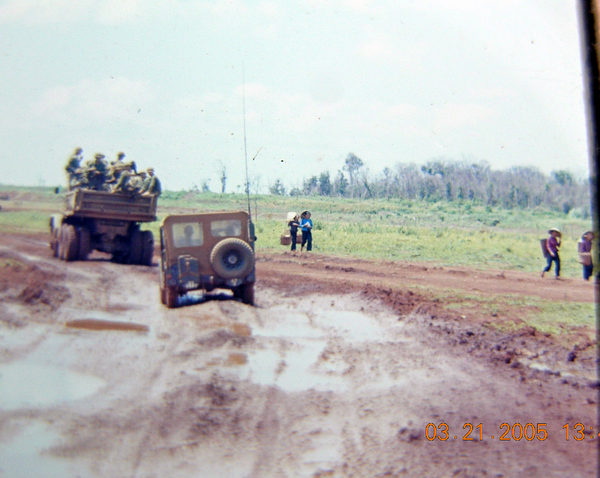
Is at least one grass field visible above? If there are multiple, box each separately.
[0,185,593,277]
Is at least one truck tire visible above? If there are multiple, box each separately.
[51,226,60,258]
[140,230,154,266]
[128,229,143,264]
[210,238,255,279]
[165,288,178,308]
[239,283,255,306]
[49,216,61,257]
[60,224,79,262]
[160,286,167,305]
[78,226,91,261]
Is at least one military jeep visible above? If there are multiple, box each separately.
[159,211,256,308]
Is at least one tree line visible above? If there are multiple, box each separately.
[268,153,592,217]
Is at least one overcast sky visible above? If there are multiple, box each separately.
[0,0,590,193]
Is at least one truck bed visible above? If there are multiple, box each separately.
[64,189,157,222]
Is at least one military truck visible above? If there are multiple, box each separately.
[159,211,256,308]
[49,189,157,265]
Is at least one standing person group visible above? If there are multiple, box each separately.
[541,227,596,281]
[64,147,161,197]
[286,210,313,252]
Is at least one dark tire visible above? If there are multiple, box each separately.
[51,226,60,258]
[128,228,143,264]
[140,230,154,266]
[60,224,79,262]
[49,216,60,257]
[111,252,125,264]
[165,288,178,308]
[239,283,255,306]
[210,238,255,279]
[160,286,166,305]
[78,226,91,261]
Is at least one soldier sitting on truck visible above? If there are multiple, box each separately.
[65,147,84,190]
[85,153,110,191]
[141,167,162,197]
[69,168,89,190]
[109,152,127,182]
[113,162,140,193]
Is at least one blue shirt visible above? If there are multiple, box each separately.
[300,218,313,232]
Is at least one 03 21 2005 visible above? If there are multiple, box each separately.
[425,423,548,441]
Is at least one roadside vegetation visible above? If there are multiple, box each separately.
[0,184,592,277]
[0,182,594,338]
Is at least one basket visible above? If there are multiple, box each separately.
[280,233,303,246]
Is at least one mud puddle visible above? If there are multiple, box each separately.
[64,318,149,332]
[0,420,81,478]
[0,360,105,410]
[224,295,415,393]
[0,331,106,410]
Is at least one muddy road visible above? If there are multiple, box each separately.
[0,232,597,477]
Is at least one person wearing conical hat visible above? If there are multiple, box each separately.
[541,228,562,279]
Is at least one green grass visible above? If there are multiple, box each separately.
[0,186,593,277]
[440,292,596,336]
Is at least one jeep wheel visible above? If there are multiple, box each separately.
[165,288,178,308]
[210,238,255,279]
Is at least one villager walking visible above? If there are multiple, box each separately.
[578,231,594,281]
[541,228,561,279]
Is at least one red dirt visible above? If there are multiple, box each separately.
[0,230,597,477]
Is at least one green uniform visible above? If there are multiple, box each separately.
[145,175,162,196]
[65,153,83,189]
[86,157,110,191]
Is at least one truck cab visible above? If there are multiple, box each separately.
[159,211,256,307]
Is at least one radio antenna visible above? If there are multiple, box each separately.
[242,64,262,219]
[242,65,251,218]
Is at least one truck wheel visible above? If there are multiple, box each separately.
[51,227,60,258]
[210,238,255,279]
[165,288,178,308]
[239,283,255,306]
[128,229,143,264]
[78,226,91,261]
[140,230,154,266]
[61,224,79,262]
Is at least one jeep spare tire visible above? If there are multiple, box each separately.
[210,238,255,279]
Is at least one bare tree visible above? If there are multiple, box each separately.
[215,160,227,194]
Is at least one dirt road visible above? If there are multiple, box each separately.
[0,232,597,477]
